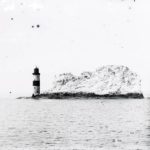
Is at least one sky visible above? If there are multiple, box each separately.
[0,0,150,98]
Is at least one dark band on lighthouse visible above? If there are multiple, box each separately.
[33,81,40,86]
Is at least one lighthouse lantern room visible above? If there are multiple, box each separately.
[32,67,40,96]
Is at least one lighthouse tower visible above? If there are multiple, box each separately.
[32,67,40,97]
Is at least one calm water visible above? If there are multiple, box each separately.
[0,98,150,150]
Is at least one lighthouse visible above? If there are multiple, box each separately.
[32,67,40,97]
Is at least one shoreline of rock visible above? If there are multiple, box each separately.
[17,92,144,100]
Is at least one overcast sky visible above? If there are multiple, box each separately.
[0,0,150,98]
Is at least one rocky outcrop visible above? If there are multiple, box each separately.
[48,65,143,98]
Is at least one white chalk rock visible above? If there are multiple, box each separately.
[50,65,142,95]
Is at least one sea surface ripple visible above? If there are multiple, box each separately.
[0,98,149,150]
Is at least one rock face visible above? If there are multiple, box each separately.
[49,65,143,97]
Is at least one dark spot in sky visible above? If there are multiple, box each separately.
[31,24,40,29]
[9,91,12,94]
[11,18,13,20]
[129,7,132,10]
[37,24,40,28]
[20,3,23,6]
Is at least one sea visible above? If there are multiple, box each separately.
[0,98,150,150]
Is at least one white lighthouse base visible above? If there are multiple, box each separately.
[33,86,40,96]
